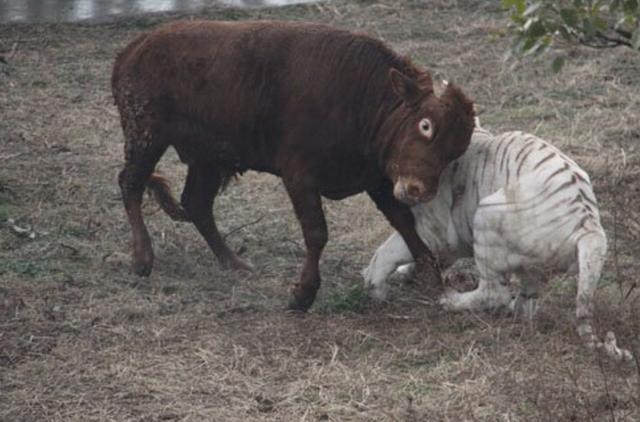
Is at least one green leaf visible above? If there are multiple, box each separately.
[560,8,579,27]
[519,36,537,53]
[527,19,548,38]
[583,18,597,38]
[557,25,573,41]
[611,0,624,12]
[592,16,608,31]
[624,0,638,15]
[552,56,566,72]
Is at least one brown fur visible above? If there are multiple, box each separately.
[112,20,475,310]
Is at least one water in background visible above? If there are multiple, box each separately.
[0,0,317,23]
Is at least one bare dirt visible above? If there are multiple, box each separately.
[1,1,640,420]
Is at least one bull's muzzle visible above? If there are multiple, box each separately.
[393,177,436,205]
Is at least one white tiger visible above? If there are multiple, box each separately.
[363,122,632,361]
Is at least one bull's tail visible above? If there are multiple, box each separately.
[146,173,190,222]
[576,232,633,362]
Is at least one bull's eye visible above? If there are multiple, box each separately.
[418,118,433,139]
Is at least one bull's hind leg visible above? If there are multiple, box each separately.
[118,138,168,277]
[180,162,253,271]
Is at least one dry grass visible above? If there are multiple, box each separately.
[1,0,640,420]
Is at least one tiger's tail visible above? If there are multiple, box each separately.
[576,232,633,362]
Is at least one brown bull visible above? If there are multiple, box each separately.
[112,20,475,311]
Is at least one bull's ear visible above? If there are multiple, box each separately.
[389,69,422,105]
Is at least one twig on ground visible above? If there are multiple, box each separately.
[223,215,265,240]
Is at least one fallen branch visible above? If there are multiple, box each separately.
[223,215,265,240]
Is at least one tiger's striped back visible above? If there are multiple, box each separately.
[439,128,602,261]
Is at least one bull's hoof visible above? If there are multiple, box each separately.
[421,267,443,286]
[132,246,153,277]
[132,260,153,277]
[415,257,443,287]
[287,288,318,312]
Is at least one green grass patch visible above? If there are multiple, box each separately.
[317,285,370,314]
[0,260,47,278]
[0,204,12,221]
[0,190,14,221]
[397,378,437,398]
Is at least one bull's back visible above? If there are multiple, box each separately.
[113,21,292,111]
[112,21,372,111]
[112,21,398,175]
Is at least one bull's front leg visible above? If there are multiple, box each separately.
[367,186,442,288]
[283,176,328,312]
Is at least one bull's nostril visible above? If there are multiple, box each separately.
[407,184,423,198]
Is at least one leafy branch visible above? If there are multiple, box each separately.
[503,0,640,71]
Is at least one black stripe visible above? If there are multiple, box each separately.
[579,188,597,206]
[479,147,490,187]
[500,135,520,173]
[515,145,537,177]
[543,163,570,185]
[479,187,572,220]
[516,206,581,238]
[513,195,574,218]
[473,179,480,206]
[493,133,516,171]
[573,215,589,232]
[474,207,581,248]
[541,178,577,201]
[514,143,534,163]
[569,195,581,205]
[574,171,588,184]
[544,207,581,227]
[533,152,556,170]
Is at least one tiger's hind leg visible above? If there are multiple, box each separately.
[510,270,545,321]
[439,186,518,312]
[439,272,512,311]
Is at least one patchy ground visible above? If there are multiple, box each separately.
[1,1,640,420]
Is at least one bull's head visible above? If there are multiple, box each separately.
[385,69,475,205]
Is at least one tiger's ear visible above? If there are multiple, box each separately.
[389,69,423,105]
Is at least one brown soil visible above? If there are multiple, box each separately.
[1,1,640,420]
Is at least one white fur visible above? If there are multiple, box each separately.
[363,125,632,361]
